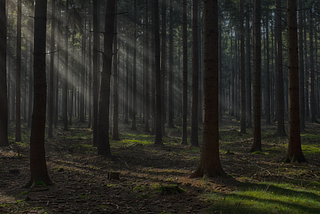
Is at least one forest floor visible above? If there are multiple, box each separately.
[1,115,320,214]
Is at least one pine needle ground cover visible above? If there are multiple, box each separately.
[0,115,320,213]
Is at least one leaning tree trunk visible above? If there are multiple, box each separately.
[251,0,262,152]
[97,0,116,157]
[190,0,226,178]
[0,0,8,147]
[286,0,306,163]
[191,0,199,147]
[25,0,53,188]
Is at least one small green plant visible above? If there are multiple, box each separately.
[20,191,29,196]
[35,180,47,187]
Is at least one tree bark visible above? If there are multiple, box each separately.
[240,0,246,133]
[168,0,174,129]
[286,0,306,163]
[154,0,163,145]
[160,0,166,136]
[251,0,262,152]
[190,0,226,178]
[25,0,53,188]
[181,0,188,145]
[97,0,116,157]
[62,0,69,131]
[191,0,199,147]
[246,4,252,128]
[131,0,137,131]
[144,0,150,132]
[0,0,8,147]
[15,0,21,142]
[265,10,271,124]
[298,0,305,131]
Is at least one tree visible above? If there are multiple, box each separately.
[251,0,262,152]
[240,0,246,133]
[131,0,137,131]
[144,0,150,132]
[167,0,174,129]
[0,0,8,147]
[97,0,116,157]
[181,0,188,145]
[112,0,120,140]
[275,0,286,136]
[298,0,305,131]
[246,2,252,128]
[48,0,56,138]
[190,0,199,147]
[286,0,306,163]
[154,0,163,145]
[25,0,53,188]
[62,0,69,131]
[190,0,226,178]
[16,0,22,142]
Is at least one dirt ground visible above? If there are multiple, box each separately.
[1,117,320,213]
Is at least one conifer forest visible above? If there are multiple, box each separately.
[1,0,320,213]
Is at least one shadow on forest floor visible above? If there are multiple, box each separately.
[1,115,320,213]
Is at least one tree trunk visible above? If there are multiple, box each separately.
[251,0,262,152]
[131,0,137,130]
[48,0,56,138]
[144,0,150,132]
[112,0,120,140]
[240,0,246,133]
[298,0,305,131]
[286,0,306,163]
[181,0,188,145]
[161,0,166,136]
[275,0,286,136]
[97,0,116,157]
[154,0,163,145]
[168,0,174,128]
[265,10,271,124]
[25,0,53,188]
[190,0,199,147]
[0,0,8,147]
[80,18,86,123]
[246,4,252,128]
[62,0,69,131]
[15,0,21,142]
[190,0,226,178]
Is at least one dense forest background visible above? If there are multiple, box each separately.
[1,0,320,213]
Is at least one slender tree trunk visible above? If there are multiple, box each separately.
[286,0,306,163]
[275,0,286,136]
[0,0,8,147]
[15,0,21,142]
[251,0,262,152]
[28,3,34,128]
[309,6,317,123]
[97,0,116,157]
[124,39,129,124]
[62,0,69,131]
[88,18,92,128]
[265,10,271,124]
[160,0,166,136]
[181,0,188,145]
[191,0,199,146]
[168,0,174,128]
[240,0,246,133]
[112,0,120,140]
[144,0,150,132]
[154,0,163,145]
[80,18,86,122]
[246,4,252,128]
[48,0,56,138]
[131,0,137,130]
[298,0,305,131]
[25,0,53,188]
[190,0,226,178]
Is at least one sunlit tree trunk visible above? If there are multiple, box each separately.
[48,0,56,138]
[112,0,120,140]
[25,0,53,188]
[181,0,188,145]
[251,0,262,152]
[15,0,22,142]
[275,0,286,136]
[154,0,163,145]
[62,0,69,131]
[0,0,8,147]
[191,0,199,147]
[190,0,226,178]
[286,0,306,163]
[97,0,116,157]
[240,0,246,133]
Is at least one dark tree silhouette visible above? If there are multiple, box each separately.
[190,0,226,178]
[16,0,22,142]
[0,0,9,147]
[97,0,116,157]
[286,0,306,163]
[240,0,246,134]
[25,0,53,188]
